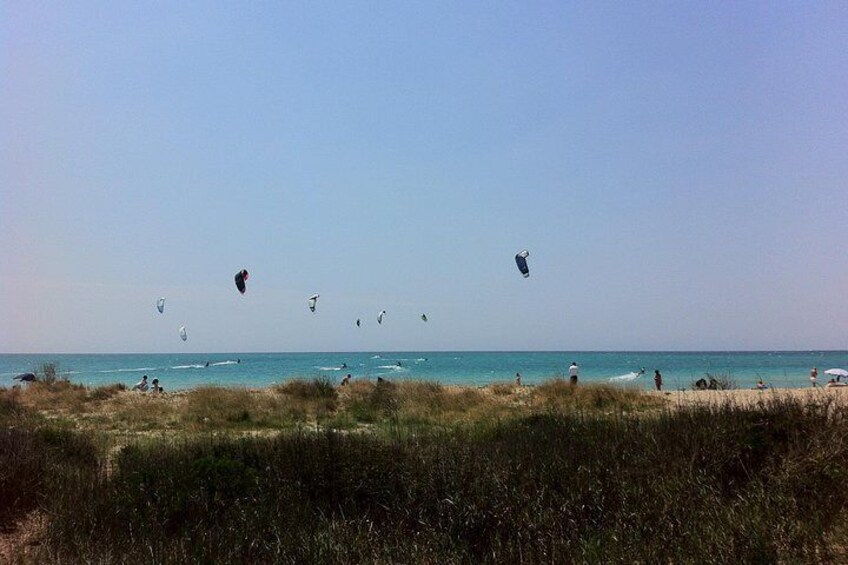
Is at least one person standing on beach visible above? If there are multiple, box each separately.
[568,362,579,385]
[811,367,818,388]
[515,373,522,386]
[654,370,662,391]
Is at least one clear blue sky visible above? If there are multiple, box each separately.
[2,1,847,353]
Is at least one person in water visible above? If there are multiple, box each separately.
[341,363,347,369]
[396,361,402,367]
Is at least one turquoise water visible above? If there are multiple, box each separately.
[1,351,845,391]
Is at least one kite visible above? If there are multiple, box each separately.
[515,250,530,278]
[234,269,249,294]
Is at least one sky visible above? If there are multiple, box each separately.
[2,1,847,353]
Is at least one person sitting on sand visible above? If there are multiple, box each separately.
[340,374,351,387]
[756,379,767,390]
[694,378,707,391]
[132,375,149,392]
[149,378,163,394]
[708,378,718,390]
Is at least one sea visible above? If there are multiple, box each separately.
[1,351,846,391]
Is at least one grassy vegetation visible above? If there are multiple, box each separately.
[3,380,848,562]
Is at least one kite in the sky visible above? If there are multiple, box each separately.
[156,297,166,314]
[179,326,187,341]
[377,310,386,324]
[234,269,249,294]
[356,319,361,327]
[308,294,320,313]
[515,250,530,278]
[421,314,428,322]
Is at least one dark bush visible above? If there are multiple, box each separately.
[33,398,848,563]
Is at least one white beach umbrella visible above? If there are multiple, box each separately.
[824,368,848,378]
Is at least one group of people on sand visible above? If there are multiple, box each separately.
[131,375,163,394]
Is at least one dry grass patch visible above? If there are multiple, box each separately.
[19,381,89,414]
[532,379,661,413]
[339,380,515,426]
[106,392,182,431]
[490,382,516,396]
[274,378,338,422]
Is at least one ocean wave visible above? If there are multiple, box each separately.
[370,355,382,359]
[610,372,642,382]
[98,367,157,374]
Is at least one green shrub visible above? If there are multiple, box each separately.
[36,397,848,563]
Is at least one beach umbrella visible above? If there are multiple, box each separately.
[824,368,848,378]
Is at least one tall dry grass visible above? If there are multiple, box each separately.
[30,395,848,563]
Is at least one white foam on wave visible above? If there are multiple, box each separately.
[377,365,407,372]
[315,366,342,371]
[99,367,157,374]
[211,361,237,366]
[610,372,641,382]
[371,355,382,359]
[172,364,205,370]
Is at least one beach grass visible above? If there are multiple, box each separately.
[3,381,848,562]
